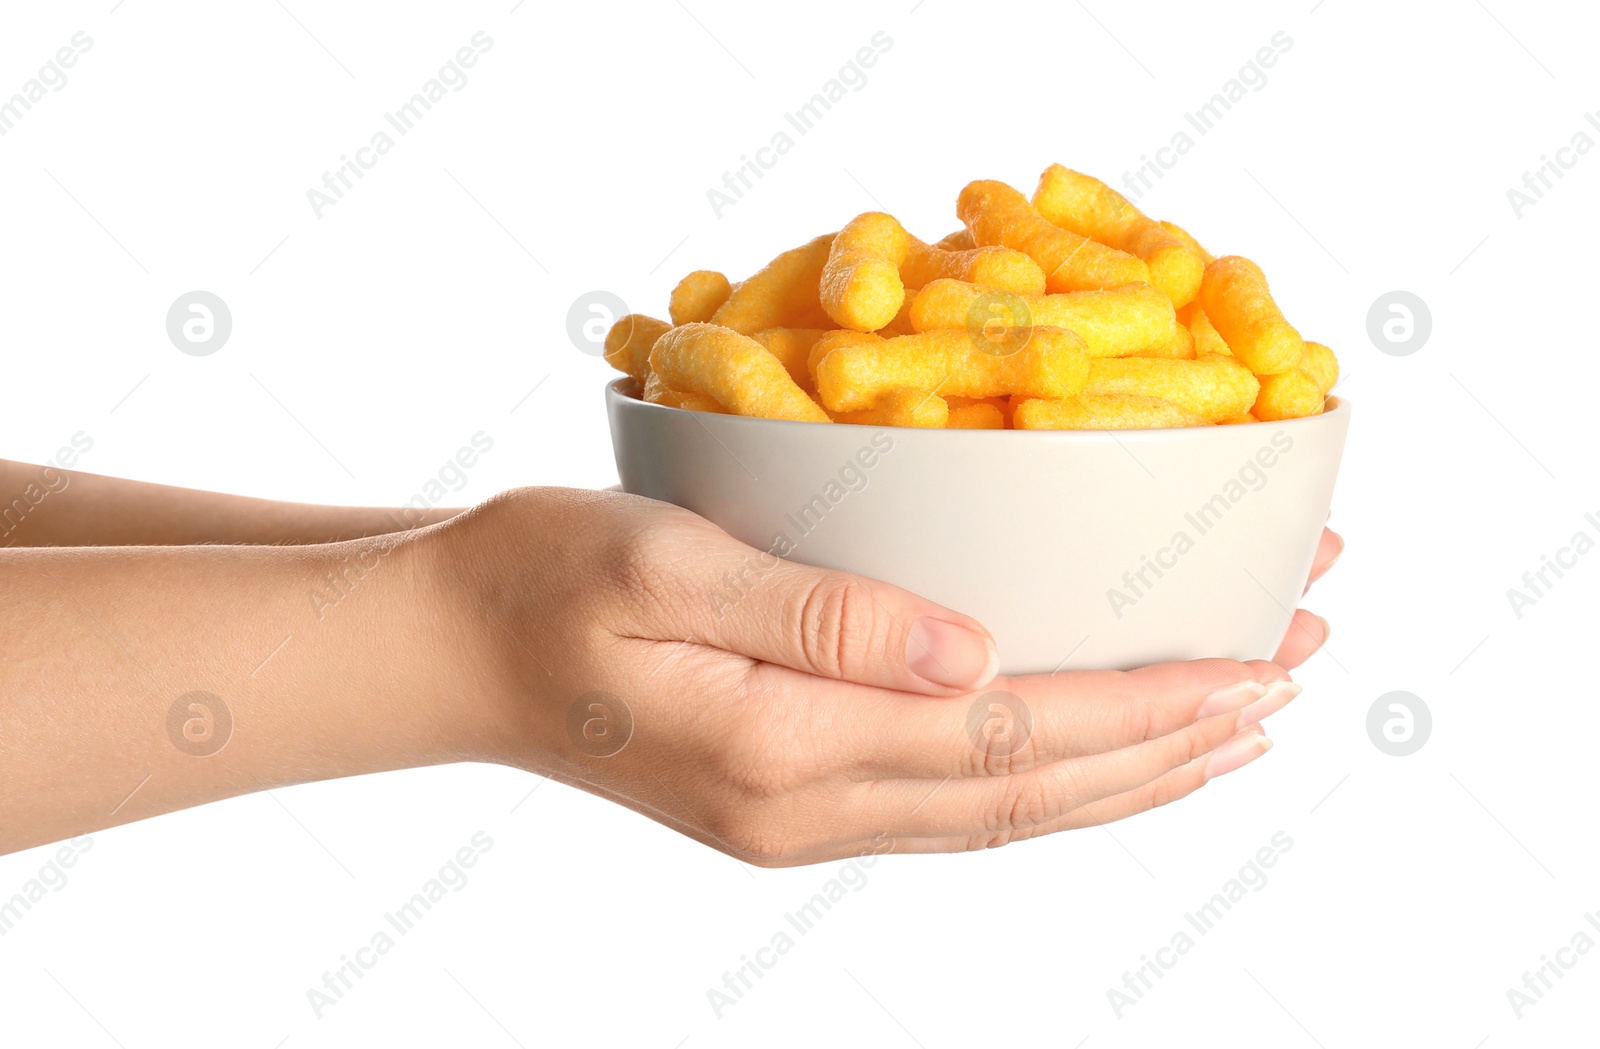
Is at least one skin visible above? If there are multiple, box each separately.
[0,461,1340,865]
[0,462,461,546]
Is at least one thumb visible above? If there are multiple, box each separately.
[693,557,1000,696]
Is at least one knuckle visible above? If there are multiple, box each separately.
[796,574,875,678]
[705,807,795,867]
[992,774,1056,835]
[603,502,721,590]
[711,727,788,803]
[1145,771,1196,813]
[604,522,707,623]
[1170,725,1211,770]
[605,521,671,596]
[965,707,1040,778]
[970,735,1027,778]
[719,758,794,806]
[1145,779,1178,812]
[476,485,546,520]
[1115,685,1160,744]
[735,828,793,866]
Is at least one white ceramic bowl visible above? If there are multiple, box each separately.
[607,378,1349,674]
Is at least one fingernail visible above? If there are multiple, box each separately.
[1317,616,1332,644]
[1235,681,1302,729]
[906,618,998,690]
[1195,680,1269,719]
[1205,728,1273,780]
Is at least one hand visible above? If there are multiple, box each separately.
[436,491,1340,866]
[1275,526,1342,669]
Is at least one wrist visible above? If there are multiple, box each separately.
[402,501,553,772]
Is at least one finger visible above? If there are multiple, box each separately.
[1304,528,1343,594]
[836,658,1295,781]
[1273,608,1329,670]
[705,717,1281,867]
[856,713,1271,839]
[670,549,1001,696]
[1245,658,1293,685]
[865,726,1273,854]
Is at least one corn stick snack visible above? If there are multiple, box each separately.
[952,395,1015,428]
[947,395,1009,412]
[900,237,1047,296]
[1251,369,1324,421]
[806,329,883,387]
[945,400,1006,429]
[1014,393,1206,430]
[1300,341,1339,395]
[650,322,830,422]
[604,314,673,380]
[1031,165,1204,307]
[1182,302,1233,357]
[1135,322,1196,359]
[830,388,949,428]
[669,270,734,325]
[908,279,1178,358]
[816,327,1090,412]
[750,327,830,390]
[711,234,836,334]
[1198,256,1305,375]
[874,296,917,337]
[643,370,723,413]
[821,213,911,332]
[604,163,1340,431]
[1083,355,1260,423]
[957,179,1150,293]
[1159,220,1215,266]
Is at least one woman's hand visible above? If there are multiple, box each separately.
[436,489,1337,866]
[1275,525,1342,668]
[0,484,1335,860]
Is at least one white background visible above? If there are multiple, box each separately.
[2,0,1597,1044]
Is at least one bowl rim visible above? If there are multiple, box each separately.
[606,377,1349,442]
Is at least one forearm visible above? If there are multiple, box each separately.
[0,459,463,547]
[0,527,509,854]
